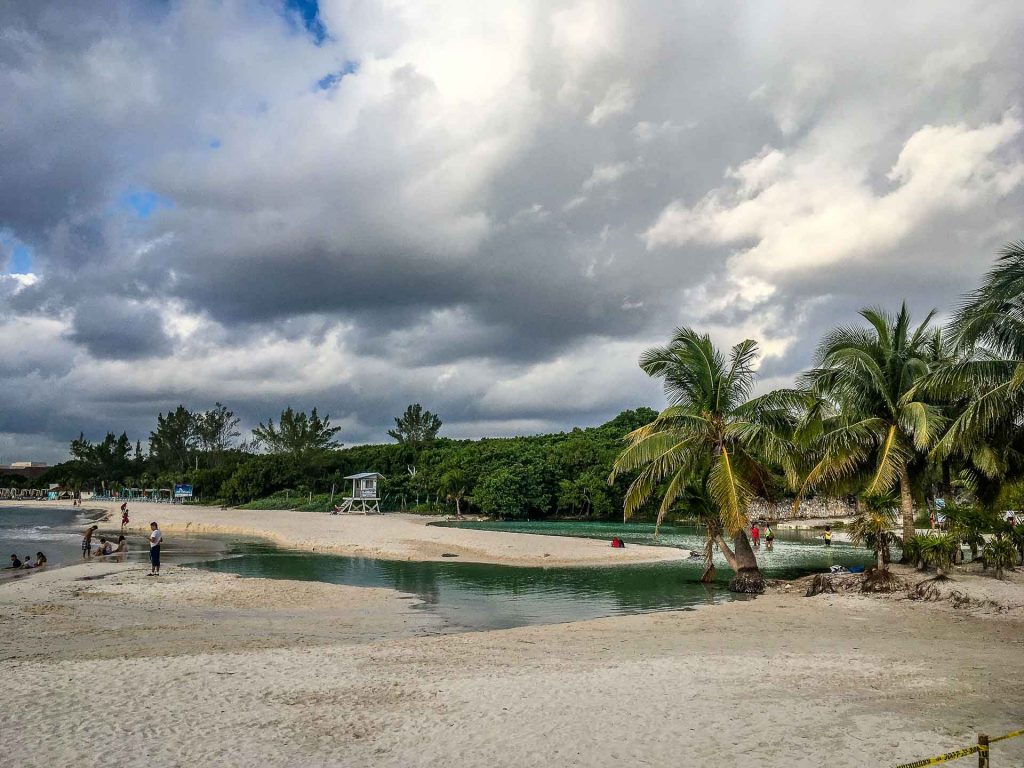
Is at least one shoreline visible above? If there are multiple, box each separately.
[1,499,691,568]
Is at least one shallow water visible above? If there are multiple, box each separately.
[0,506,93,568]
[192,522,872,631]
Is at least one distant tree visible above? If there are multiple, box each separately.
[388,403,442,446]
[252,407,341,457]
[195,402,241,457]
[69,431,134,485]
[438,469,468,517]
[149,406,198,474]
[472,466,531,518]
[557,471,612,518]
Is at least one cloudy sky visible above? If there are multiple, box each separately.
[2,0,1023,463]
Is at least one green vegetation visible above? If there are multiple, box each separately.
[848,498,899,570]
[796,303,945,544]
[388,403,443,447]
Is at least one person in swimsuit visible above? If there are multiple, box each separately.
[823,527,832,547]
[751,523,760,548]
[764,525,775,550]
[34,552,47,567]
[82,525,99,559]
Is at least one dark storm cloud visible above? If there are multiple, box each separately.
[1,0,1023,461]
[67,299,171,360]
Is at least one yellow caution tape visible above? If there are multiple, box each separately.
[894,745,978,768]
[895,726,1023,768]
[990,727,1024,744]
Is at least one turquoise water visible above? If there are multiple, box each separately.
[432,519,870,579]
[193,523,871,630]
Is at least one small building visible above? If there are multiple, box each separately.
[0,461,49,480]
[335,472,384,514]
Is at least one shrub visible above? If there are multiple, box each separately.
[983,536,1018,580]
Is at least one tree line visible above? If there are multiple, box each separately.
[31,400,658,520]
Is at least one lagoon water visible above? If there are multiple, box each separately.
[2,507,872,630]
[194,521,872,631]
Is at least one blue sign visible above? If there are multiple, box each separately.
[173,484,193,498]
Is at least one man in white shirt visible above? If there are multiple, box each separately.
[148,522,162,576]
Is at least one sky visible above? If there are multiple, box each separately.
[1,0,1023,464]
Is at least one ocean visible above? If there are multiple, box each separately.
[0,505,94,571]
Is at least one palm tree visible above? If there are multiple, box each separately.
[609,329,798,593]
[847,498,899,571]
[439,470,468,518]
[926,241,1024,511]
[983,536,1017,580]
[797,303,945,545]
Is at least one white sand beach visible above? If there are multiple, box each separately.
[2,504,1023,767]
[64,499,691,566]
[1,559,1023,768]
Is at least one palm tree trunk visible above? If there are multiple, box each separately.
[876,547,885,571]
[714,531,764,594]
[898,464,916,551]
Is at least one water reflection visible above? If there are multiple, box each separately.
[191,526,867,631]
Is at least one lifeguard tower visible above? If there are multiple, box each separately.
[335,472,384,514]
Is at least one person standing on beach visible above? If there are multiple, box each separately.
[751,523,760,549]
[148,521,162,576]
[82,525,99,559]
[764,525,774,550]
[823,527,833,547]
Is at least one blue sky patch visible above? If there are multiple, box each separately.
[316,60,359,90]
[0,230,34,274]
[284,0,327,44]
[119,188,175,220]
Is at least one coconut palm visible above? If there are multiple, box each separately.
[919,532,960,577]
[609,329,799,594]
[797,303,945,545]
[926,241,1024,509]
